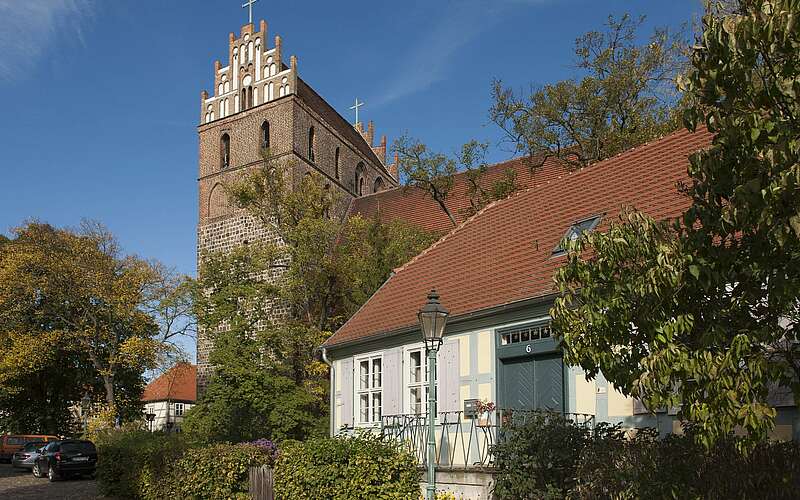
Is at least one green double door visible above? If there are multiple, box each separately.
[499,353,564,412]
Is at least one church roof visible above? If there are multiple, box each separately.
[347,154,571,234]
[142,363,197,403]
[325,128,713,348]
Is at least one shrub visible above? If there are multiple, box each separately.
[95,430,275,500]
[274,434,420,499]
[95,430,187,499]
[492,412,591,499]
[493,412,800,499]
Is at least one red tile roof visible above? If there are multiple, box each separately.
[348,155,571,234]
[142,363,197,403]
[325,128,713,347]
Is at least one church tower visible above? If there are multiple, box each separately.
[196,18,398,394]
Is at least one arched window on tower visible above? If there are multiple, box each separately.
[355,162,365,196]
[220,133,231,169]
[308,126,316,162]
[373,177,385,193]
[261,121,270,152]
[334,147,340,179]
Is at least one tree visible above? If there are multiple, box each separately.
[186,157,436,441]
[552,0,800,446]
[491,14,686,169]
[392,137,519,225]
[0,222,170,433]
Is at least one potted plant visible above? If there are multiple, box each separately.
[476,400,495,426]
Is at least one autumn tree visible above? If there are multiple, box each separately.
[491,14,686,169]
[186,158,436,441]
[552,0,800,446]
[0,222,179,433]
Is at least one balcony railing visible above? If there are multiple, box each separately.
[380,409,594,469]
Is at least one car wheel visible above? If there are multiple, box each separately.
[47,465,59,482]
[32,463,42,478]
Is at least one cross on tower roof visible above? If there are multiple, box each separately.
[349,98,365,125]
[242,0,258,24]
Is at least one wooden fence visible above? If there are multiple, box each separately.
[248,466,274,500]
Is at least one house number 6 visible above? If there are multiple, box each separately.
[525,344,532,353]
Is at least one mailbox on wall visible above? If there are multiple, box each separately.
[464,398,480,418]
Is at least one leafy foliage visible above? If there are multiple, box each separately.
[0,222,187,433]
[493,414,800,499]
[95,429,274,500]
[491,14,685,168]
[273,434,419,500]
[189,158,435,443]
[553,0,800,446]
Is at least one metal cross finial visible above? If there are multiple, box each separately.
[349,98,365,125]
[242,0,258,24]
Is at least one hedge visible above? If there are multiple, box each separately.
[492,413,800,499]
[95,430,274,500]
[274,434,420,499]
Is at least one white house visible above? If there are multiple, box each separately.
[142,363,197,433]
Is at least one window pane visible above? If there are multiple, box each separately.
[542,325,551,338]
[411,388,422,414]
[521,329,530,342]
[511,332,520,343]
[372,393,382,421]
[360,360,369,390]
[531,327,541,340]
[410,351,422,383]
[372,358,382,388]
[360,394,369,422]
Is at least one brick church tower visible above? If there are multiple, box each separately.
[196,19,398,393]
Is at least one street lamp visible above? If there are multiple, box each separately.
[145,412,156,432]
[80,393,91,433]
[418,289,448,500]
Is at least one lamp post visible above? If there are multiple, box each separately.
[418,289,449,500]
[145,412,156,432]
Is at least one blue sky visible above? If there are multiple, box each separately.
[0,0,702,298]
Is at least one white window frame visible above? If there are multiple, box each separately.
[174,402,185,417]
[403,343,438,416]
[355,353,383,425]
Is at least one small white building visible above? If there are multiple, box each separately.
[142,363,197,432]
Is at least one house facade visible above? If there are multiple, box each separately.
[142,363,197,433]
[322,129,799,464]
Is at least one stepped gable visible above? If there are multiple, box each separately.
[325,128,713,347]
[347,154,571,234]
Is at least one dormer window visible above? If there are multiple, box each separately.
[552,215,602,255]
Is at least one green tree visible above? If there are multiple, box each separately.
[552,0,800,446]
[186,157,436,441]
[491,14,686,169]
[0,222,171,433]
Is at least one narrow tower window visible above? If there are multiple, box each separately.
[220,133,231,169]
[308,126,316,162]
[355,162,365,196]
[334,147,340,179]
[261,121,270,151]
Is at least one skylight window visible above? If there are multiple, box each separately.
[552,215,602,255]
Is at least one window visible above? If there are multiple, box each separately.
[500,321,552,346]
[373,177,384,193]
[356,355,382,423]
[261,121,270,150]
[552,215,602,255]
[308,126,316,162]
[240,86,253,111]
[220,133,231,168]
[406,348,436,414]
[174,403,185,417]
[355,162,365,196]
[334,147,340,179]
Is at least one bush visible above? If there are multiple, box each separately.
[493,413,800,499]
[95,430,275,500]
[274,434,420,499]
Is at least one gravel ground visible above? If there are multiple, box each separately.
[0,462,101,499]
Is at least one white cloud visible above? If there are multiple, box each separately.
[0,0,94,81]
[372,0,549,106]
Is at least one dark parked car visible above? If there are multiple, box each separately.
[11,441,45,470]
[32,440,97,482]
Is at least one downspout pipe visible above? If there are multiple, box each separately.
[320,346,334,437]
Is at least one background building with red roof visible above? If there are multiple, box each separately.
[142,362,197,432]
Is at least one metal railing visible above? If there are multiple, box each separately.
[380,409,595,469]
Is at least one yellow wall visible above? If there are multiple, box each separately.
[574,373,596,415]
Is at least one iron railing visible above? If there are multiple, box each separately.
[380,409,594,469]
